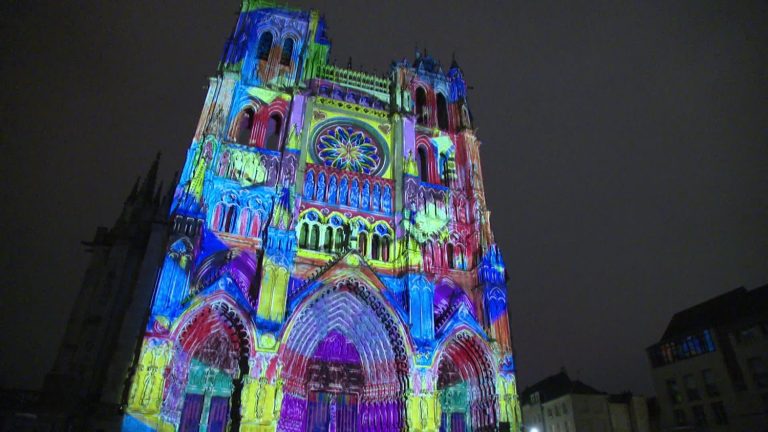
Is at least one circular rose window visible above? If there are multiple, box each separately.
[314,124,385,175]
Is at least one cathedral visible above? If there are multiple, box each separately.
[122,1,520,431]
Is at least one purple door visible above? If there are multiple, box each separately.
[306,392,330,432]
[179,394,204,432]
[207,396,230,432]
[450,413,466,432]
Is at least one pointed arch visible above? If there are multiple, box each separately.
[434,327,498,432]
[165,294,257,431]
[276,279,411,431]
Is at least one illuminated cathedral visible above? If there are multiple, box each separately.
[123,1,520,431]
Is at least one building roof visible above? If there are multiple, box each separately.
[520,371,604,404]
[660,284,768,341]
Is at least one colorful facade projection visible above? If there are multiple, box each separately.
[123,2,520,431]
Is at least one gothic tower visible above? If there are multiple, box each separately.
[123,2,520,431]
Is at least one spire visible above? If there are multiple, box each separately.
[450,52,460,70]
[127,176,140,203]
[140,152,161,201]
[163,171,178,209]
[154,181,164,205]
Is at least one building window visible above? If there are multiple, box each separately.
[417,146,429,182]
[371,235,380,260]
[666,379,682,404]
[711,401,728,424]
[280,38,294,66]
[673,409,686,426]
[265,113,282,150]
[415,87,427,125]
[335,228,346,251]
[447,243,455,269]
[701,369,719,397]
[691,405,707,426]
[649,329,717,368]
[358,232,367,256]
[547,408,552,417]
[381,236,390,262]
[310,225,320,250]
[323,226,333,251]
[257,31,273,61]
[748,357,768,388]
[298,224,308,248]
[236,107,255,144]
[684,374,700,400]
[436,93,448,130]
[562,403,568,414]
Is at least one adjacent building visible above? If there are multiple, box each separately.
[520,371,650,432]
[0,158,173,432]
[646,284,768,431]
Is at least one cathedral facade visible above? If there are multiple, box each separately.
[123,2,520,431]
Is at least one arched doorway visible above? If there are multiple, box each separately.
[436,331,498,432]
[277,279,410,432]
[168,301,252,432]
[305,331,364,431]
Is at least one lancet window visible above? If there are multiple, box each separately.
[353,223,393,262]
[280,38,294,66]
[256,31,273,61]
[302,167,393,214]
[296,212,350,254]
[437,92,449,130]
[417,146,429,182]
[415,87,428,125]
[210,197,262,238]
[265,113,282,150]
[358,232,368,256]
[235,107,255,145]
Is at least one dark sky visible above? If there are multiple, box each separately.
[1,1,767,396]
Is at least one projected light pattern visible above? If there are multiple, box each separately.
[122,1,521,431]
[316,126,382,174]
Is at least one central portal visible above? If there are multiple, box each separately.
[305,331,363,431]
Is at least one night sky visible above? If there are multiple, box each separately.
[1,1,767,397]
